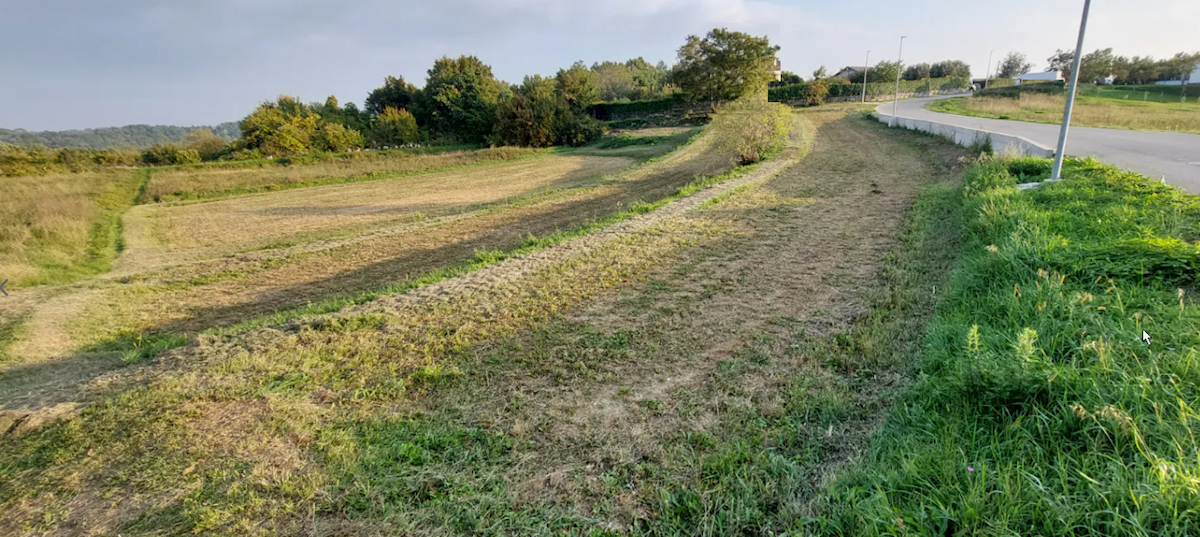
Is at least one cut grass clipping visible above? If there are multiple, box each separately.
[812,156,1200,535]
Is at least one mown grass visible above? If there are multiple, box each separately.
[929,93,1200,133]
[0,112,798,536]
[0,169,144,287]
[139,146,545,204]
[811,156,1200,535]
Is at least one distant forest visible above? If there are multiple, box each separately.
[0,122,241,149]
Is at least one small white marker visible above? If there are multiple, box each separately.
[1142,331,1150,346]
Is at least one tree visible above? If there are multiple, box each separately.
[238,95,322,156]
[1159,52,1200,82]
[1078,48,1116,84]
[491,75,602,148]
[424,55,503,141]
[555,61,599,113]
[930,60,971,79]
[672,28,780,101]
[184,129,228,161]
[364,76,420,117]
[778,71,802,85]
[872,60,902,84]
[314,123,364,152]
[812,65,829,79]
[997,52,1033,78]
[902,63,931,81]
[371,107,420,146]
[1047,49,1075,78]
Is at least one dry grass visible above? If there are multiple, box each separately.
[0,170,142,287]
[934,93,1200,133]
[140,146,541,203]
[122,155,634,269]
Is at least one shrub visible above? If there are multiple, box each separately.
[140,144,201,166]
[709,97,792,165]
[371,107,420,146]
[314,123,365,152]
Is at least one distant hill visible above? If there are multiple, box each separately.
[0,122,241,149]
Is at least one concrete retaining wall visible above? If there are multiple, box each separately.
[871,112,1054,157]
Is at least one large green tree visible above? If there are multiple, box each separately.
[424,55,503,142]
[556,61,599,113]
[997,52,1033,78]
[929,60,970,79]
[672,28,780,101]
[902,62,931,81]
[371,107,420,146]
[364,76,421,117]
[238,95,321,156]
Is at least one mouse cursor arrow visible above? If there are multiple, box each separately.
[1142,331,1150,345]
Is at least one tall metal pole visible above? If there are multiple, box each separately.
[861,50,871,103]
[984,50,994,89]
[1050,0,1091,181]
[890,36,906,127]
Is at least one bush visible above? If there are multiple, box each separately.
[140,144,200,166]
[975,81,1065,98]
[314,123,365,152]
[709,97,792,165]
[589,94,686,120]
[769,76,972,104]
[371,107,420,147]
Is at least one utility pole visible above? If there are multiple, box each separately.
[890,36,907,127]
[861,50,871,103]
[984,50,994,89]
[1050,0,1091,181]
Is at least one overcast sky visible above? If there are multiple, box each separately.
[1,0,1197,131]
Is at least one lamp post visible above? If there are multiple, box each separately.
[1050,0,1091,181]
[984,50,994,89]
[861,50,871,103]
[890,36,907,127]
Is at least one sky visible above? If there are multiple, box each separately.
[1,0,1197,131]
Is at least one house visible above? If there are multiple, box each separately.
[1155,60,1200,85]
[1014,70,1062,85]
[833,66,868,80]
[769,59,782,82]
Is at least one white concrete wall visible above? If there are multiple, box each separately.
[871,112,1054,157]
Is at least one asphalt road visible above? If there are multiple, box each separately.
[876,95,1200,193]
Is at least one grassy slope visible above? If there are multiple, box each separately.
[928,94,1200,133]
[0,108,800,536]
[813,157,1200,535]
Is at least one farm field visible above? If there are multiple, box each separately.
[0,105,980,534]
[929,91,1200,133]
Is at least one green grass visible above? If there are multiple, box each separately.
[811,156,1200,535]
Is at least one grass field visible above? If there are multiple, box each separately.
[5,103,1195,534]
[0,170,144,286]
[809,156,1200,535]
[0,105,982,535]
[929,92,1200,133]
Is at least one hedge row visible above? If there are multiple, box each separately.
[975,81,1065,98]
[768,76,972,103]
[589,94,688,120]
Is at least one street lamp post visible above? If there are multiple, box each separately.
[890,36,907,127]
[985,50,994,89]
[1050,0,1091,181]
[861,50,871,103]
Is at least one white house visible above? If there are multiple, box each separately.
[1014,71,1063,85]
[1155,61,1200,85]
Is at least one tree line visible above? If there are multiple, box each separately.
[992,50,1200,85]
[2,28,783,174]
[0,123,240,150]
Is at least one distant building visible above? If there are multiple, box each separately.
[833,66,868,80]
[1155,61,1200,85]
[1014,71,1063,85]
[769,59,782,82]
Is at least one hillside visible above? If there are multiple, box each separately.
[0,121,240,149]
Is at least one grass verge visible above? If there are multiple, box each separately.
[928,94,1200,133]
[812,156,1200,535]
